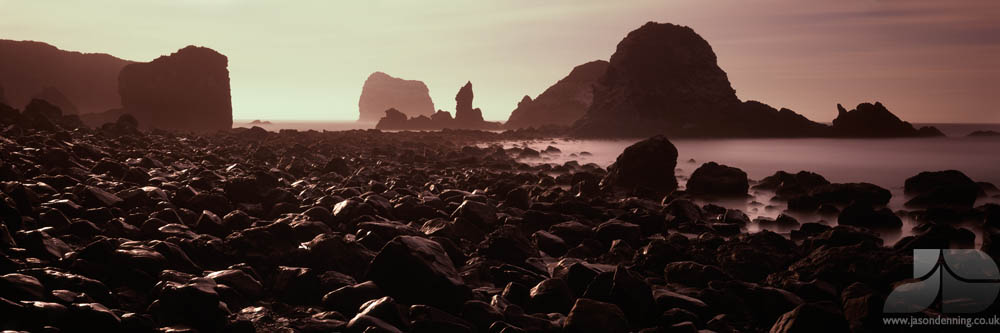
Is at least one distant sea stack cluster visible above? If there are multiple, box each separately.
[375,81,501,130]
[363,22,942,138]
[358,72,435,122]
[0,40,232,133]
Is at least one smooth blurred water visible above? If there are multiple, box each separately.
[499,135,1000,245]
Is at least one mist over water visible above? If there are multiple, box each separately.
[499,132,1000,245]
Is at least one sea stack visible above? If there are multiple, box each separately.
[453,81,484,125]
[572,22,741,137]
[0,39,132,114]
[118,46,232,132]
[358,72,435,122]
[505,60,608,129]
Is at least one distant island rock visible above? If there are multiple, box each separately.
[0,39,133,114]
[358,72,435,122]
[119,46,232,132]
[505,60,608,129]
[376,81,500,130]
[968,130,1000,137]
[249,119,272,125]
[570,22,939,138]
[831,102,942,137]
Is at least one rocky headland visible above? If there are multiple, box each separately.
[2,97,999,332]
[358,72,436,122]
[118,46,233,133]
[0,39,133,114]
[568,22,940,139]
[505,61,609,130]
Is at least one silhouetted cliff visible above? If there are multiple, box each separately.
[570,22,935,138]
[0,39,132,114]
[358,72,435,122]
[505,60,608,129]
[119,46,232,132]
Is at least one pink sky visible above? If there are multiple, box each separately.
[1,0,997,123]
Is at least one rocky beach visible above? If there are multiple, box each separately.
[2,100,1000,332]
[2,2,1000,331]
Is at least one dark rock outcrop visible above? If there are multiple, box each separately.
[0,39,133,114]
[601,135,678,195]
[969,130,1000,137]
[375,81,500,130]
[686,162,749,197]
[505,60,609,129]
[572,22,740,137]
[903,170,983,209]
[358,72,435,122]
[119,45,232,132]
[831,102,942,137]
[453,81,484,125]
[569,22,936,138]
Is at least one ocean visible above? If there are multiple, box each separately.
[235,120,1000,244]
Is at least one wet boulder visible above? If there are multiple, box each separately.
[770,301,850,333]
[686,162,748,197]
[601,135,678,195]
[837,203,902,230]
[563,298,628,333]
[364,236,471,311]
[904,170,983,209]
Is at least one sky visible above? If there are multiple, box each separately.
[1,0,998,123]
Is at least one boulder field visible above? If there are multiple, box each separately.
[2,106,998,332]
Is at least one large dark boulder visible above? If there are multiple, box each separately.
[753,170,830,199]
[600,135,678,195]
[685,162,748,197]
[831,102,943,137]
[505,60,609,129]
[563,298,628,333]
[787,183,891,212]
[358,71,434,122]
[119,45,231,132]
[770,302,850,333]
[903,170,983,209]
[0,39,132,114]
[364,236,471,311]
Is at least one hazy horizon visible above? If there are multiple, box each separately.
[2,0,997,123]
